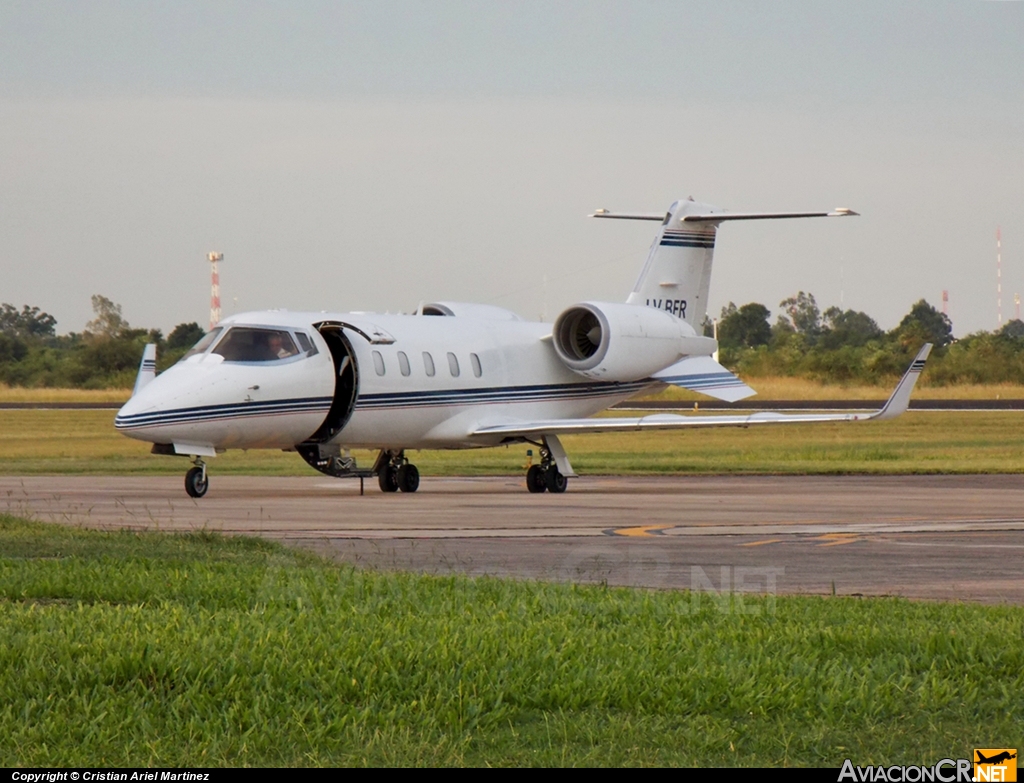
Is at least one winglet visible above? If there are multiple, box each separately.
[132,344,157,397]
[870,343,932,421]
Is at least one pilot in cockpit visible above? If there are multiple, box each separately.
[266,331,299,360]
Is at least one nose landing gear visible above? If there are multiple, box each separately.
[184,459,209,498]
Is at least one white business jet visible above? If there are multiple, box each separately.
[116,198,931,498]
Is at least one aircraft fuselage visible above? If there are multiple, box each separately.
[115,309,655,453]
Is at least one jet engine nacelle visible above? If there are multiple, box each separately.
[552,301,716,381]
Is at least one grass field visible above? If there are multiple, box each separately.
[5,377,1024,405]
[0,385,130,403]
[3,409,1024,476]
[646,377,1024,401]
[1,514,1020,767]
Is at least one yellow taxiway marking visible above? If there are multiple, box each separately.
[739,539,784,547]
[814,533,862,547]
[612,525,673,538]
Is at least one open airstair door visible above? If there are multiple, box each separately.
[306,322,359,444]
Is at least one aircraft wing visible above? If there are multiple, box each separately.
[471,344,931,439]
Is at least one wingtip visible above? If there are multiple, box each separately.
[872,343,931,421]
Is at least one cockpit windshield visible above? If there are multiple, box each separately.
[212,327,300,362]
[181,327,223,360]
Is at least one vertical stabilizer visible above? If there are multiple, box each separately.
[624,199,720,330]
[594,199,856,330]
[132,344,157,397]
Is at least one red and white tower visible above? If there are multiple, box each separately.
[996,227,1002,328]
[942,289,948,316]
[208,252,223,330]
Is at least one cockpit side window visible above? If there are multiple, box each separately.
[212,328,300,362]
[181,327,223,360]
[295,331,318,356]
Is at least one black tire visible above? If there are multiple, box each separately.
[397,464,420,493]
[378,466,399,493]
[526,465,547,493]
[185,466,208,498]
[544,465,567,494]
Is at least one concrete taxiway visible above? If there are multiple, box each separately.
[2,474,1022,603]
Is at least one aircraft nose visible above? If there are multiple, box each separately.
[114,380,162,431]
[115,395,146,430]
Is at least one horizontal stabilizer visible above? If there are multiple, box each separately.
[682,208,857,223]
[651,356,756,402]
[590,210,665,221]
[591,207,857,223]
[132,344,157,397]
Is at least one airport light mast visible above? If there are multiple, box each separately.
[208,252,223,330]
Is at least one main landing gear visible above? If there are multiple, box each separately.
[295,444,418,494]
[525,443,568,494]
[184,458,209,498]
[375,450,420,493]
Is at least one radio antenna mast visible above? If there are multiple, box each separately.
[208,252,223,330]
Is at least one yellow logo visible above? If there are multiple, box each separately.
[974,749,1017,782]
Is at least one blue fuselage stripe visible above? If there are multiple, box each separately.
[113,380,651,429]
[660,240,715,248]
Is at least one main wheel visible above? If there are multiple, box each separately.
[526,465,547,493]
[378,465,399,492]
[185,466,208,498]
[397,464,420,493]
[544,465,567,493]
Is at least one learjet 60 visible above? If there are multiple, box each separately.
[116,198,931,497]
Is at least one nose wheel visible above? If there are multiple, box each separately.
[184,460,209,498]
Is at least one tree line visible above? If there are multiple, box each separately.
[1,293,1022,389]
[0,296,203,389]
[709,292,1024,385]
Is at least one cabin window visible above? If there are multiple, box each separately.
[213,328,300,362]
[295,331,318,356]
[398,351,411,377]
[423,352,435,377]
[447,352,460,377]
[470,352,482,378]
[372,350,385,376]
[182,327,223,360]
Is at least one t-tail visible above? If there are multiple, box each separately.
[592,199,858,331]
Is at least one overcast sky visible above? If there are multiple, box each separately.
[1,1,1022,336]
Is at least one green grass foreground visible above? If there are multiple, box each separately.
[4,409,1024,475]
[1,515,1021,767]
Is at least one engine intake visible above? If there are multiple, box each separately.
[553,302,714,381]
